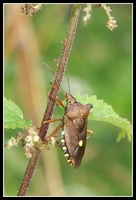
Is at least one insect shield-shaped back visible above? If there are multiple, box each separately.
[61,93,93,168]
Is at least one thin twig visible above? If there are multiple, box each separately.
[17,4,82,196]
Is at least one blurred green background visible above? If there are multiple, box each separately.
[4,4,132,196]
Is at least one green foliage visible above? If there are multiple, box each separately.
[75,93,132,142]
[4,97,32,129]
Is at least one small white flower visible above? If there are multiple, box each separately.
[33,135,39,143]
[25,151,32,158]
[83,4,92,25]
[25,135,32,142]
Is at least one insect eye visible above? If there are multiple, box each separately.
[68,100,73,104]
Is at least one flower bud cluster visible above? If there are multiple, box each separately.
[83,4,117,31]
[5,126,43,158]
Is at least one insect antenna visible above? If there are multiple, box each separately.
[43,62,65,96]
[65,67,71,94]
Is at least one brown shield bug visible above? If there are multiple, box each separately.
[43,64,93,168]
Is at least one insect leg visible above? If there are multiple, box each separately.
[56,97,65,108]
[87,129,93,139]
[43,118,62,124]
[45,122,63,142]
[43,119,62,144]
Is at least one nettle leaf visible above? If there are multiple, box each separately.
[4,97,32,129]
[74,94,132,142]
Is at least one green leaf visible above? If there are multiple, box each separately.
[74,94,132,142]
[4,97,32,129]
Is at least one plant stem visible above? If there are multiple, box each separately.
[17,4,82,196]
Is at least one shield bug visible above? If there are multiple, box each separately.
[43,64,93,168]
[60,93,93,168]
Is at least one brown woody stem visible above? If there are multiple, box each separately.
[17,4,82,196]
